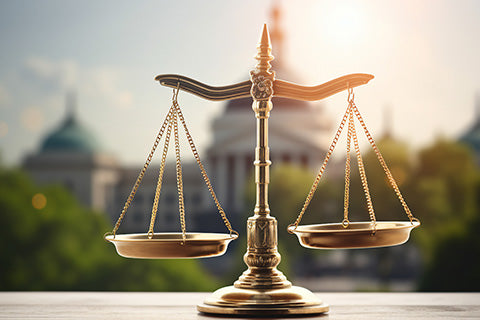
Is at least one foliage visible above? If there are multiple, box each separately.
[412,139,477,230]
[350,137,480,291]
[418,212,480,291]
[411,139,480,291]
[0,166,217,291]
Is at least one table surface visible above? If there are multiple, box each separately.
[0,292,479,319]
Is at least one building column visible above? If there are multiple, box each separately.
[216,155,228,207]
[234,152,247,214]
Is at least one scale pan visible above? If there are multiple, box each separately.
[289,221,420,249]
[105,232,238,259]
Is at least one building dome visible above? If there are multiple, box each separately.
[40,95,99,153]
[41,116,98,153]
[460,94,480,154]
[460,121,480,153]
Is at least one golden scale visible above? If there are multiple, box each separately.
[105,25,420,316]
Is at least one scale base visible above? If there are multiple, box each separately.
[197,285,329,316]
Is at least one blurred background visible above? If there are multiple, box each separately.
[1,0,479,292]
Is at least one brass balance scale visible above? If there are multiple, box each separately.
[105,25,420,316]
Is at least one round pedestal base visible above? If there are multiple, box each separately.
[197,285,329,316]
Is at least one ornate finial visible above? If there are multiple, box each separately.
[250,24,275,101]
[255,24,274,75]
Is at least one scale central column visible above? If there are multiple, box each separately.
[233,24,291,290]
[198,25,328,316]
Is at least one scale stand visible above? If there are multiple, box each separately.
[107,24,418,316]
[155,25,374,316]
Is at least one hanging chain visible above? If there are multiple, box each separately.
[147,107,174,239]
[350,100,419,224]
[288,102,351,233]
[173,99,238,237]
[107,86,239,240]
[348,90,377,233]
[289,87,418,234]
[342,106,354,228]
[171,104,187,244]
[106,103,176,238]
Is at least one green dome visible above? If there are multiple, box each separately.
[460,120,480,153]
[41,113,99,153]
[460,95,480,153]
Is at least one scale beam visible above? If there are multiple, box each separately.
[155,74,373,102]
[154,74,251,101]
[274,74,373,101]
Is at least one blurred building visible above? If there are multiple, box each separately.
[207,5,332,217]
[23,93,210,233]
[459,93,480,165]
[23,94,119,215]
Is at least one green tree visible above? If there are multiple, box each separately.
[418,210,480,291]
[415,140,476,220]
[0,166,217,291]
[410,139,478,253]
[410,139,480,291]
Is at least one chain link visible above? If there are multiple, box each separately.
[342,106,354,228]
[171,106,187,244]
[147,108,174,239]
[349,98,377,233]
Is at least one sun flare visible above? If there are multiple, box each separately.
[316,1,366,44]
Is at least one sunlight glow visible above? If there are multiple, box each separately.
[317,1,366,45]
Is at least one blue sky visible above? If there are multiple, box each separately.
[1,0,479,166]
